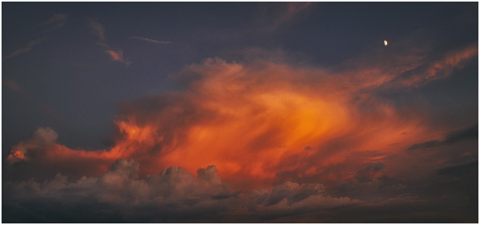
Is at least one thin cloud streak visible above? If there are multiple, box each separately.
[3,38,47,60]
[88,20,131,66]
[4,13,68,61]
[408,124,478,150]
[41,13,68,28]
[128,36,172,44]
[274,2,311,27]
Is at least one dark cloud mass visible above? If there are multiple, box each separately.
[4,159,477,222]
[408,124,478,150]
[2,2,478,222]
[3,160,354,222]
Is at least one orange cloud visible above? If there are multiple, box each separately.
[6,45,477,190]
[106,50,121,61]
[106,50,131,66]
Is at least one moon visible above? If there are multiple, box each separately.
[384,40,388,46]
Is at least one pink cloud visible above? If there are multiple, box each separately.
[106,50,131,66]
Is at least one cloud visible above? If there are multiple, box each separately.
[3,13,68,61]
[88,20,106,41]
[388,44,478,88]
[4,79,31,97]
[5,41,477,189]
[41,13,68,28]
[6,158,475,222]
[3,38,47,60]
[88,20,131,66]
[408,124,478,150]
[106,50,132,66]
[6,127,58,164]
[4,36,477,222]
[3,159,356,222]
[128,36,172,44]
[274,2,311,26]
[257,2,312,29]
[437,161,478,176]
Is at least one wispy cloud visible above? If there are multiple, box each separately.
[41,13,68,28]
[4,79,31,97]
[3,38,47,60]
[88,20,106,42]
[273,2,311,27]
[128,36,172,44]
[88,20,131,66]
[4,13,69,61]
[4,79,64,123]
[106,50,131,66]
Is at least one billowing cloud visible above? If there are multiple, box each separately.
[3,80,64,122]
[5,158,476,222]
[6,43,477,188]
[4,159,357,222]
[4,42,477,221]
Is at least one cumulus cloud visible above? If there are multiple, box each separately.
[6,127,58,164]
[4,160,357,222]
[6,159,474,222]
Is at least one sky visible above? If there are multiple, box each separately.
[2,2,478,222]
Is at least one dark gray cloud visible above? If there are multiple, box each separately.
[408,124,478,150]
[437,160,478,176]
[4,158,477,222]
[3,159,358,222]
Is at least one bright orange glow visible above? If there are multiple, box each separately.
[6,45,477,189]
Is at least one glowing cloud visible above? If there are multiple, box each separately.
[7,43,477,190]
